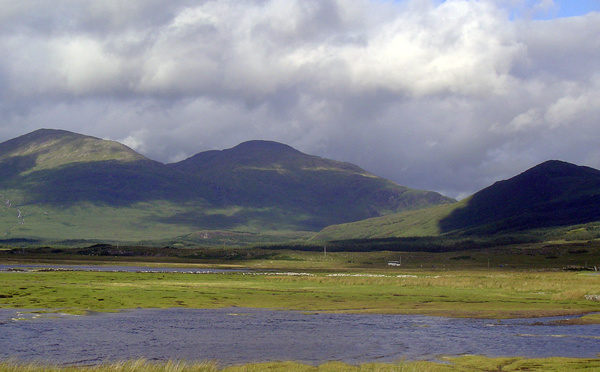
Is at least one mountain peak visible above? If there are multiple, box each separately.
[221,140,304,166]
[20,128,77,138]
[1,129,84,152]
[526,159,597,178]
[169,139,454,229]
[231,140,299,153]
[172,139,309,171]
[0,128,147,174]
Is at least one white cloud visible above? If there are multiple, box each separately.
[340,0,522,96]
[504,108,543,132]
[120,133,147,153]
[545,93,594,127]
[52,37,124,94]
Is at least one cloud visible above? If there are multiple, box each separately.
[119,132,147,154]
[0,0,599,199]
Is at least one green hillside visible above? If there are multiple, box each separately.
[312,203,458,241]
[0,129,145,174]
[0,130,455,243]
[2,131,599,247]
[313,160,600,241]
[0,129,197,206]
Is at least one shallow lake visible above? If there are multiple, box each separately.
[0,308,599,366]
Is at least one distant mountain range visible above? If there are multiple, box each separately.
[314,160,600,240]
[2,129,599,245]
[0,129,453,241]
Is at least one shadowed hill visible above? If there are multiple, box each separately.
[170,140,455,229]
[438,160,600,233]
[171,140,382,180]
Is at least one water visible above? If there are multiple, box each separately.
[0,264,247,274]
[0,308,598,366]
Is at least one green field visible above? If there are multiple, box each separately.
[1,254,599,319]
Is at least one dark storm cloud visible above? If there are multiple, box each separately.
[0,0,598,199]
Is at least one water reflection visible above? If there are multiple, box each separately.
[0,308,598,366]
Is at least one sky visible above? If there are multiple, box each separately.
[0,0,599,200]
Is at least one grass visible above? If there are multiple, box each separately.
[1,357,599,371]
[1,263,599,318]
[1,244,600,319]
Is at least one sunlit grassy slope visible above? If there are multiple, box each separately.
[313,203,459,240]
[0,129,146,174]
[0,201,194,241]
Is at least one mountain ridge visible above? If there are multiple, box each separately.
[171,139,375,176]
[0,129,454,238]
[1,129,598,244]
[168,139,455,229]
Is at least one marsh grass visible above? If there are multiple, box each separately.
[1,357,599,372]
[0,359,218,372]
[1,267,599,319]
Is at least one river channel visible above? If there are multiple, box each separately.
[1,307,599,366]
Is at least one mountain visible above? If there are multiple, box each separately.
[0,129,196,205]
[0,129,146,172]
[0,130,454,241]
[313,160,600,240]
[168,140,455,230]
[438,160,600,233]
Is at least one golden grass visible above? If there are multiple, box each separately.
[0,359,218,372]
[1,357,599,372]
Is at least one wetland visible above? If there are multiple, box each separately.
[1,247,600,370]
